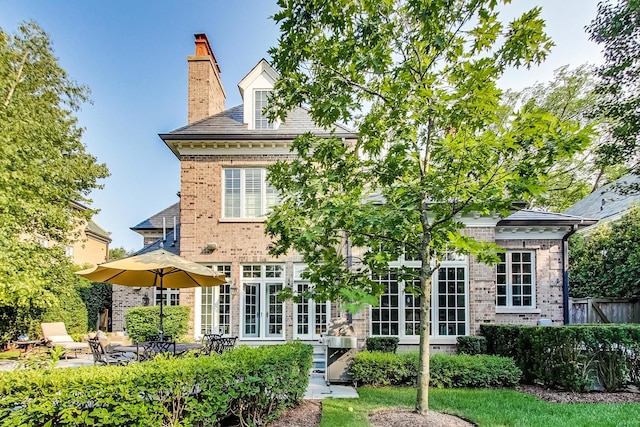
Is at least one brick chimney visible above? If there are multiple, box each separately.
[187,34,226,124]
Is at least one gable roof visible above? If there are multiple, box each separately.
[131,202,180,231]
[563,174,640,221]
[86,219,112,242]
[237,59,279,100]
[160,104,356,142]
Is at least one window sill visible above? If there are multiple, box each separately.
[396,337,458,346]
[496,307,541,314]
[219,218,266,223]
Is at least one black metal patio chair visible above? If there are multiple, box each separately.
[138,340,176,361]
[88,338,134,366]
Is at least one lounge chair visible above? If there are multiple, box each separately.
[40,322,89,358]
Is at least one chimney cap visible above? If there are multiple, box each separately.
[193,33,220,73]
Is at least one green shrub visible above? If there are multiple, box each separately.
[0,343,312,427]
[125,306,190,342]
[430,354,521,388]
[349,350,417,386]
[481,324,640,392]
[456,336,487,355]
[349,351,520,388]
[366,336,399,353]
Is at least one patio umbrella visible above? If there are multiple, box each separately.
[76,249,226,340]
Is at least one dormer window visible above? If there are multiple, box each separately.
[254,90,273,130]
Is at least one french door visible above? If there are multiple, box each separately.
[242,264,285,339]
[293,265,329,340]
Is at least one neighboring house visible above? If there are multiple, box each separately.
[126,34,598,350]
[110,203,181,332]
[34,201,111,266]
[563,174,640,228]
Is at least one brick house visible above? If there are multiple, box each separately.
[125,34,597,351]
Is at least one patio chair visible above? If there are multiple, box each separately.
[138,340,176,361]
[215,336,237,354]
[198,333,222,356]
[40,322,89,359]
[87,338,134,366]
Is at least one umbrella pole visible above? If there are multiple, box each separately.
[159,275,164,341]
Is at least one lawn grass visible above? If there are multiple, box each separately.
[320,387,640,427]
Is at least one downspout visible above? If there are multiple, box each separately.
[562,223,580,324]
[346,234,353,323]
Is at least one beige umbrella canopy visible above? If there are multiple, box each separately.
[76,249,226,339]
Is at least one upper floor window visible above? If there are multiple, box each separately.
[254,90,273,130]
[223,168,278,219]
[496,251,535,308]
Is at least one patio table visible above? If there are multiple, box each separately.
[112,342,202,358]
[13,340,45,358]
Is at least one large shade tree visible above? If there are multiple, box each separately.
[587,0,640,169]
[266,0,592,413]
[0,22,108,341]
[508,65,627,211]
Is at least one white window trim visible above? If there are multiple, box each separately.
[496,250,537,312]
[240,264,287,341]
[369,255,469,344]
[293,264,330,340]
[195,264,232,339]
[222,168,276,219]
[253,89,274,130]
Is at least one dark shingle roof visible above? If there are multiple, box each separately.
[563,174,640,220]
[160,105,356,141]
[498,209,597,226]
[131,202,180,231]
[133,228,180,255]
[86,219,111,241]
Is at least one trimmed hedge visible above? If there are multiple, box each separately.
[348,351,521,388]
[456,336,487,355]
[481,324,640,392]
[0,342,312,427]
[125,306,190,342]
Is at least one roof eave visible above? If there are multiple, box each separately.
[159,132,358,141]
[497,219,599,227]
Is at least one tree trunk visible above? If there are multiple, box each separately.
[416,229,432,414]
[416,267,432,414]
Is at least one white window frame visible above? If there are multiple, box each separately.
[496,250,538,313]
[196,264,232,337]
[369,253,468,344]
[222,168,278,219]
[240,264,286,340]
[292,264,330,340]
[155,288,180,307]
[254,89,274,130]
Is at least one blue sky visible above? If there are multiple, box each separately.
[1,1,603,252]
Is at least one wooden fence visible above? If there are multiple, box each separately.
[569,298,640,324]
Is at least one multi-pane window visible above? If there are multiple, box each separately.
[371,270,401,335]
[437,267,466,336]
[254,90,273,129]
[496,251,535,308]
[294,265,329,339]
[156,288,179,306]
[242,264,285,338]
[200,265,232,335]
[223,168,278,218]
[371,256,468,340]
